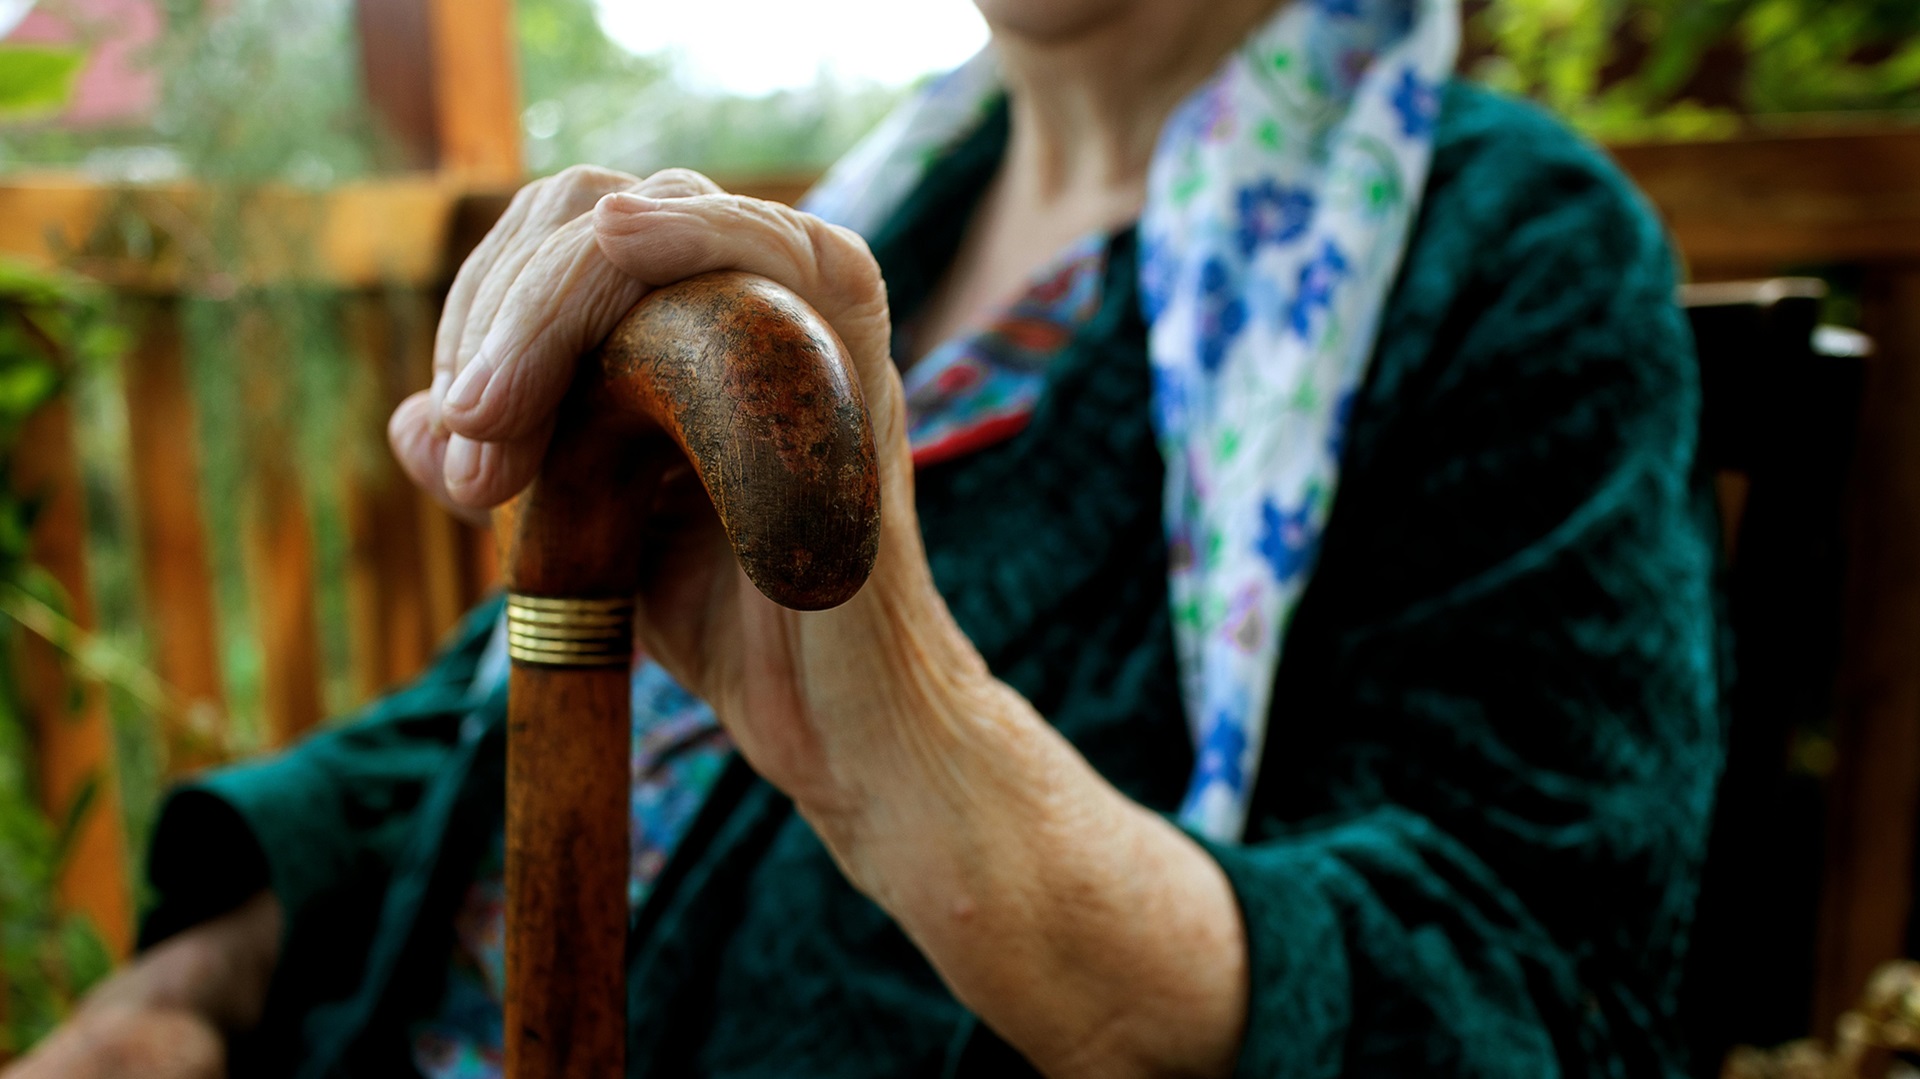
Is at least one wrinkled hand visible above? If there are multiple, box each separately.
[387,165,947,818]
[388,164,903,515]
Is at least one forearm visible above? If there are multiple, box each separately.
[90,890,282,1033]
[801,579,1247,1078]
[2,892,280,1079]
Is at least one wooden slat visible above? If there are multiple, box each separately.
[1814,266,1920,1032]
[352,0,523,182]
[392,288,477,641]
[341,294,435,702]
[354,0,440,171]
[11,391,133,958]
[119,300,228,772]
[466,516,500,602]
[235,307,323,745]
[243,454,323,746]
[1611,129,1920,269]
[426,0,523,182]
[0,173,815,303]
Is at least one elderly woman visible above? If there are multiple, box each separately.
[11,0,1720,1075]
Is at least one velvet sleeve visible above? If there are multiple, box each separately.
[140,597,505,1057]
[1206,88,1723,1077]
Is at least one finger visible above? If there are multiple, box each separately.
[442,425,555,510]
[440,170,727,441]
[388,392,491,525]
[433,180,539,411]
[439,216,649,443]
[631,166,726,200]
[444,166,642,405]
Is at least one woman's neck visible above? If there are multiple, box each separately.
[988,0,1284,212]
[901,0,1283,364]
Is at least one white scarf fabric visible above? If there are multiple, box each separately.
[804,0,1460,841]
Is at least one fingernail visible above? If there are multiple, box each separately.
[446,352,494,415]
[430,369,451,412]
[599,191,662,215]
[444,435,484,494]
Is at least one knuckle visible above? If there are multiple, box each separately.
[554,163,629,193]
[639,167,720,197]
[770,206,821,263]
[502,177,545,216]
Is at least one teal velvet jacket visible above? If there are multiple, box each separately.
[142,83,1723,1078]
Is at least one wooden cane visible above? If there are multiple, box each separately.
[491,270,881,1078]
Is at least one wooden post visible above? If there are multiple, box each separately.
[12,392,134,959]
[341,289,487,702]
[1814,265,1920,1032]
[419,485,478,640]
[354,0,441,172]
[236,305,324,746]
[342,294,436,702]
[426,0,523,182]
[120,300,228,772]
[354,0,524,182]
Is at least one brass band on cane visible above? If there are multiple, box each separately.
[505,594,635,667]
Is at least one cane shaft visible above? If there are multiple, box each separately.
[505,665,629,1078]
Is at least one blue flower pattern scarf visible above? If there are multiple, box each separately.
[807,0,1458,839]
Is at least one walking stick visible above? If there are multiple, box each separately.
[491,271,881,1077]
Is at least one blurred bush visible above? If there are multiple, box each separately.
[0,261,121,1057]
[1468,0,1920,139]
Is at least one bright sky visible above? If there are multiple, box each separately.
[593,0,990,96]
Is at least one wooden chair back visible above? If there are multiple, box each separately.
[1675,279,1872,1074]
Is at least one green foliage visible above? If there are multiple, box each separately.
[1469,0,1920,140]
[0,260,118,1058]
[0,44,85,119]
[147,0,379,184]
[0,0,379,180]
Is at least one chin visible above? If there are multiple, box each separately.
[973,0,1142,42]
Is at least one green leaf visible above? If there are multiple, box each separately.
[48,771,99,874]
[56,914,111,999]
[0,45,86,119]
[0,359,58,417]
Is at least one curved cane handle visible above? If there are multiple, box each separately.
[492,270,882,1079]
[495,269,882,612]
